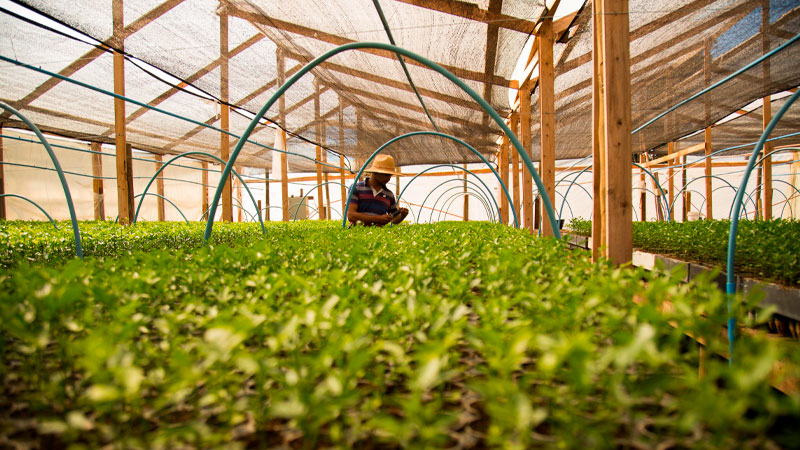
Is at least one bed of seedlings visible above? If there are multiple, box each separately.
[569,218,800,286]
[1,221,798,448]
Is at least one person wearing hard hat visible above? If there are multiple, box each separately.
[347,154,409,227]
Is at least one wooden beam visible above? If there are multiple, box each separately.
[499,138,509,225]
[593,0,632,264]
[463,164,469,221]
[591,5,605,260]
[0,126,5,220]
[682,154,688,221]
[202,162,209,216]
[0,0,184,122]
[339,99,347,209]
[704,127,713,219]
[519,82,534,232]
[113,2,134,225]
[645,142,705,167]
[763,96,773,220]
[667,141,675,220]
[232,7,510,87]
[91,144,105,220]
[155,154,165,221]
[264,169,271,222]
[539,17,556,237]
[315,80,326,220]
[393,0,537,35]
[639,153,647,221]
[511,113,521,221]
[277,48,289,222]
[220,8,233,222]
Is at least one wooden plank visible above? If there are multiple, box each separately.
[90,142,105,220]
[480,0,503,128]
[594,0,632,264]
[539,17,556,237]
[705,127,713,219]
[763,96,773,220]
[113,2,134,225]
[667,141,675,221]
[511,113,521,222]
[155,154,165,221]
[639,154,646,221]
[682,154,688,221]
[591,0,605,260]
[499,138,509,225]
[519,81,534,232]
[315,81,326,220]
[202,162,209,217]
[0,126,5,220]
[264,169,270,221]
[644,142,706,167]
[339,100,347,211]
[277,48,289,222]
[463,164,469,221]
[219,8,233,222]
[394,0,537,35]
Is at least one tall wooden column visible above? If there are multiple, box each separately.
[499,137,510,224]
[202,161,209,216]
[0,127,6,220]
[639,153,646,221]
[763,96,773,219]
[322,123,331,219]
[91,143,105,220]
[314,80,326,220]
[519,82,534,232]
[667,141,675,221]
[511,112,521,219]
[264,169,270,221]
[339,99,347,210]
[219,6,233,222]
[155,154,165,221]
[277,48,289,222]
[682,154,688,221]
[463,164,469,221]
[592,0,632,264]
[704,127,713,219]
[539,17,556,236]
[113,1,134,225]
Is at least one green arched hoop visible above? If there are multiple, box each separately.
[0,193,58,229]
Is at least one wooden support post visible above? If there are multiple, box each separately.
[511,113,521,221]
[763,96,773,220]
[113,1,134,225]
[264,169,270,221]
[539,16,556,237]
[499,138,510,225]
[155,154,165,221]
[90,143,105,220]
[592,0,632,264]
[0,127,6,220]
[277,129,289,221]
[704,127,713,219]
[667,141,675,221]
[314,80,326,220]
[639,153,646,221]
[463,164,469,221]
[652,172,664,221]
[686,191,692,217]
[219,6,233,222]
[236,172,243,222]
[202,162,209,216]
[322,125,331,219]
[519,82,534,232]
[277,48,289,222]
[682,154,688,221]
[339,100,347,211]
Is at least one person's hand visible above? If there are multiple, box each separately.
[398,207,409,217]
[374,213,393,225]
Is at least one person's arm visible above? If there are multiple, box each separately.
[348,202,392,226]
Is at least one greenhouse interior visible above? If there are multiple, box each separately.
[2,0,800,447]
